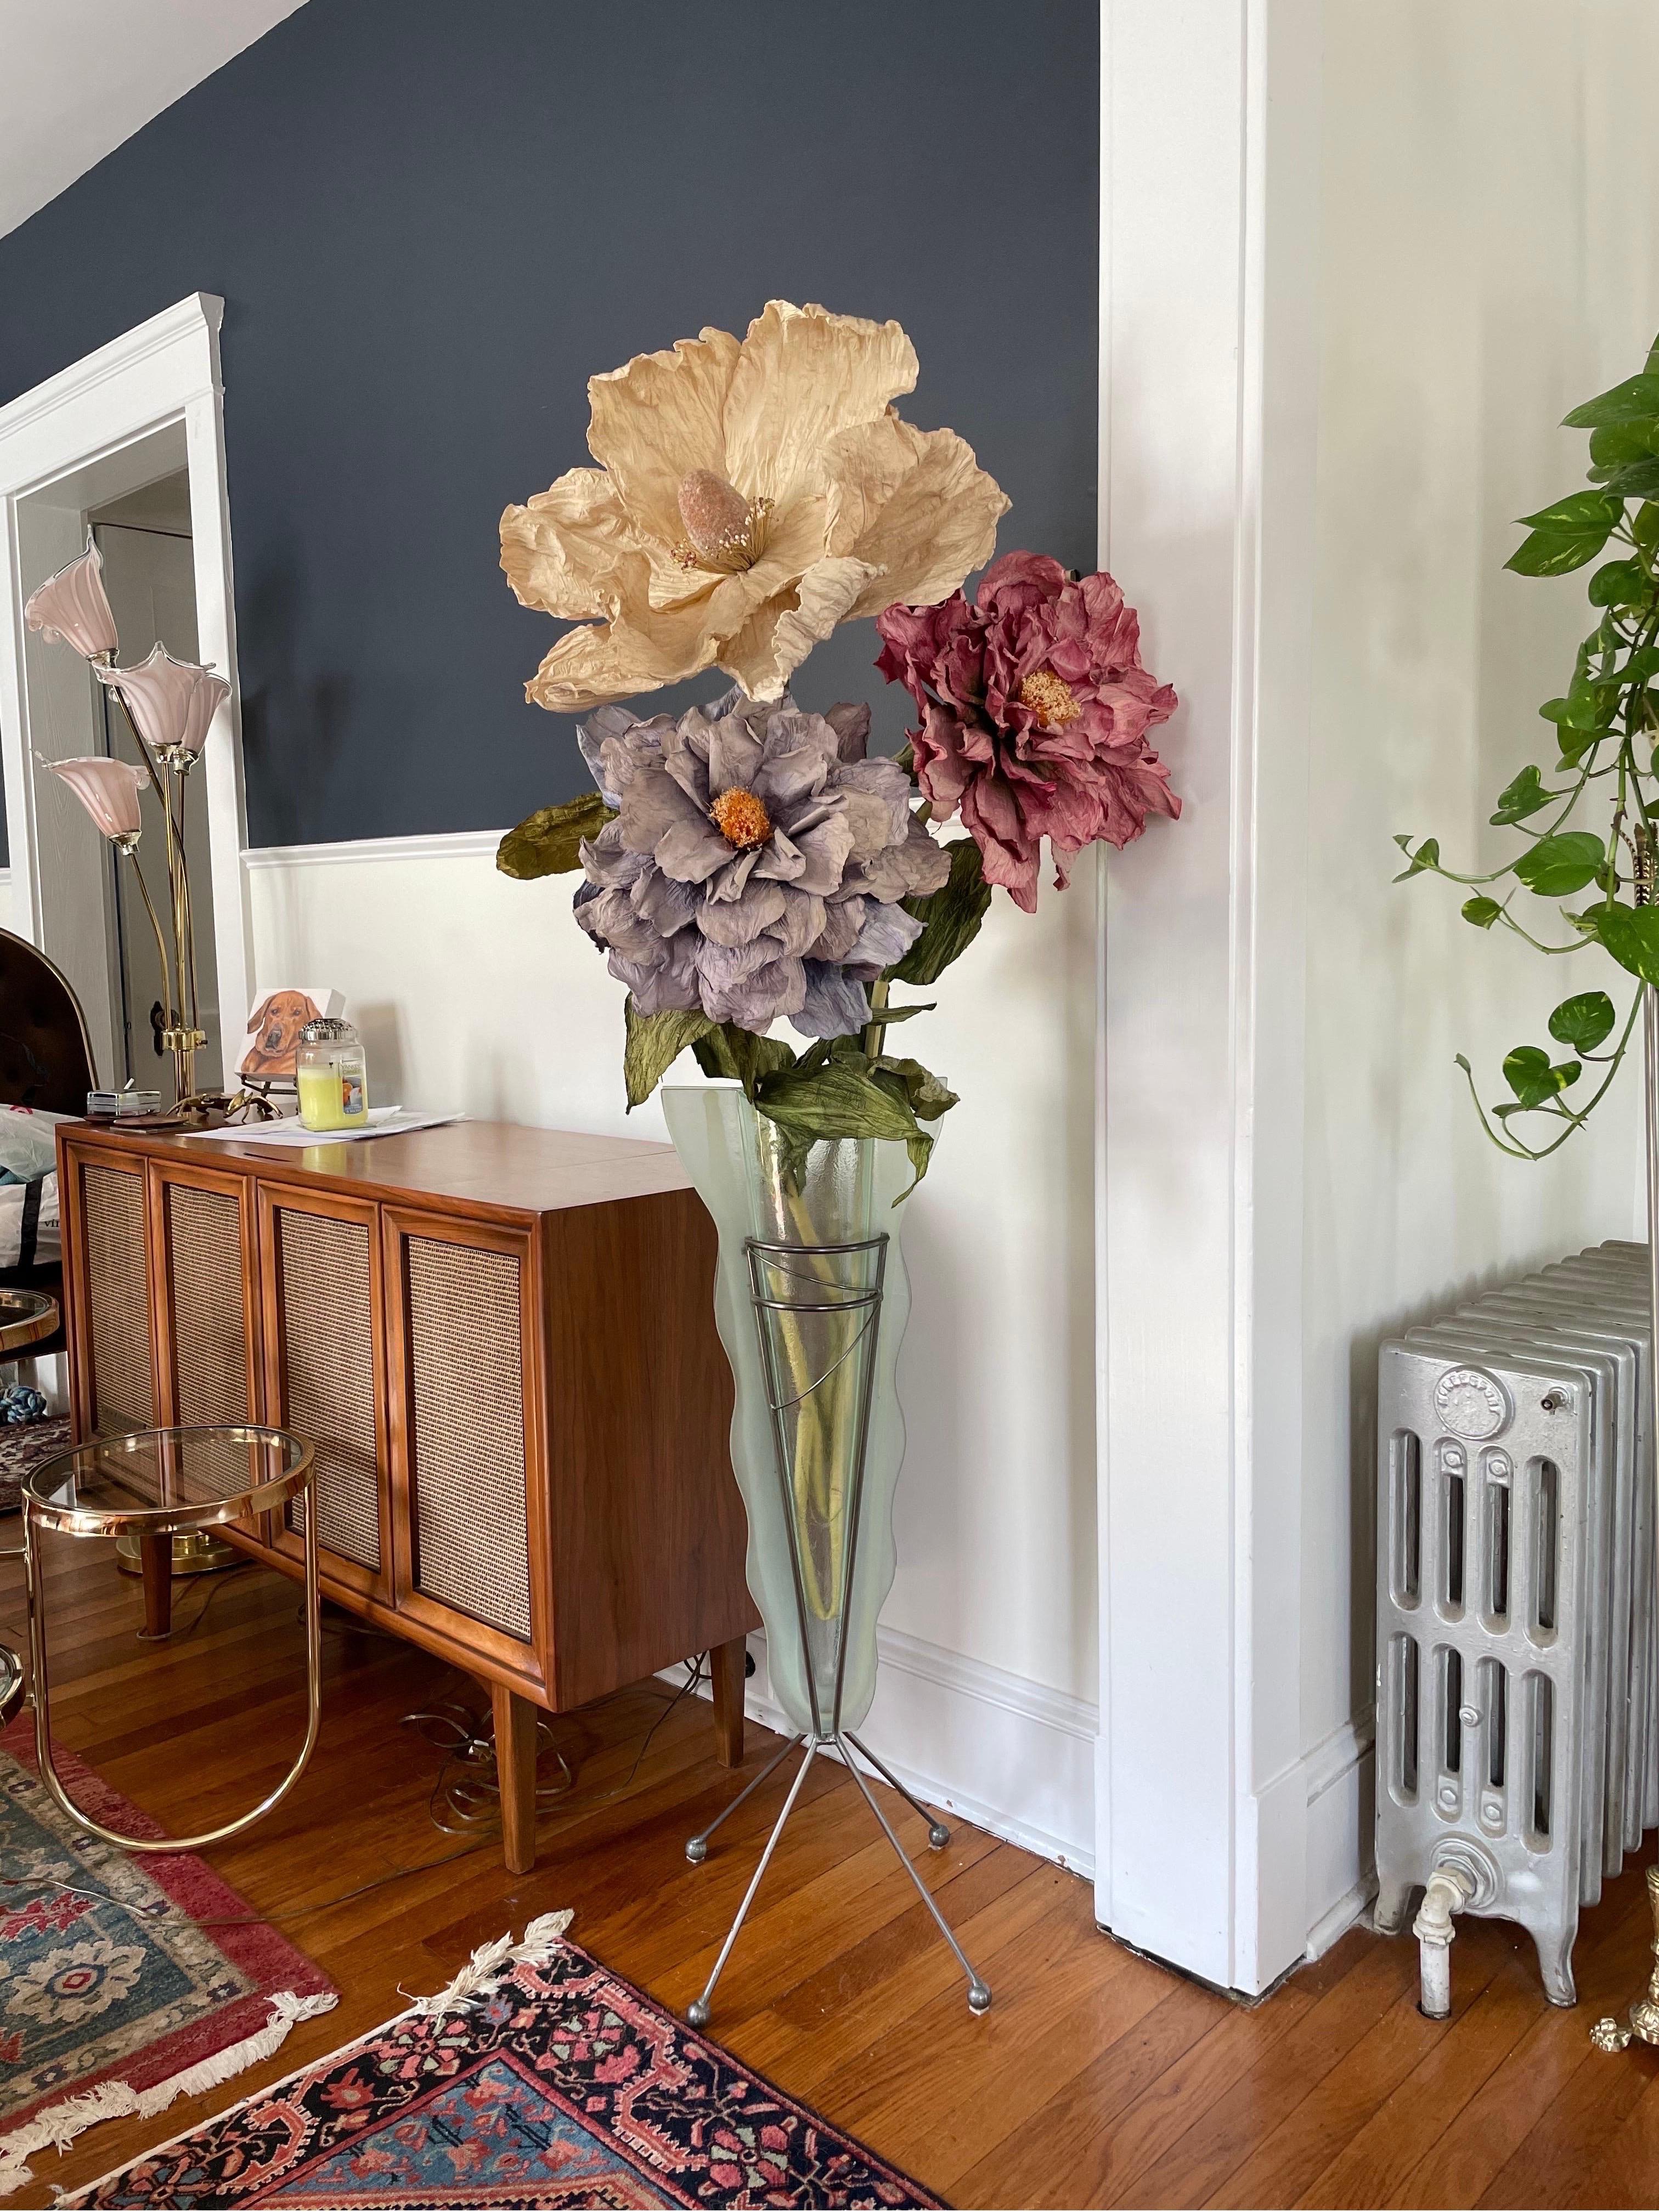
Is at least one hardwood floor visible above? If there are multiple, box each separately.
[5,1533,1659,2208]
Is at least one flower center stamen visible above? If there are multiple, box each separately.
[675,471,771,573]
[710,786,772,848]
[1019,669,1084,729]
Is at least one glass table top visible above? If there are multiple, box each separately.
[25,1424,313,1535]
[0,1288,58,1357]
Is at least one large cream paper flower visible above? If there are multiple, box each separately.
[500,301,1009,712]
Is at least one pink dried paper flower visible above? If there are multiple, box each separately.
[876,551,1179,912]
[47,756,148,842]
[24,536,117,659]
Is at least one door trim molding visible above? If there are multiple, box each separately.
[0,293,253,1065]
[1095,0,1322,1992]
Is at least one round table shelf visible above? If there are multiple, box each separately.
[27,1424,312,1538]
[7,1422,321,1853]
[0,1287,58,1360]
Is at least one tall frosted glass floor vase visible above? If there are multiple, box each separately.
[662,1081,991,2026]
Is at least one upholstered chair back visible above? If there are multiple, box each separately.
[0,928,97,1112]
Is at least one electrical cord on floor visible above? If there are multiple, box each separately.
[0,1653,716,1933]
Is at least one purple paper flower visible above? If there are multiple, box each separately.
[876,551,1180,912]
[574,689,949,1035]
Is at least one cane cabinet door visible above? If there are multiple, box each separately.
[149,1161,261,1425]
[382,1205,548,1691]
[148,1158,268,1546]
[62,1142,155,1439]
[258,1182,393,1604]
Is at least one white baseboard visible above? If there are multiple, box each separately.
[1302,1709,1376,1956]
[672,1623,1099,1878]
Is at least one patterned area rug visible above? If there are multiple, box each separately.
[65,1915,940,2209]
[0,1718,336,2197]
[0,1414,71,1514]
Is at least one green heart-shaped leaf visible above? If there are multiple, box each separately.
[1563,374,1659,428]
[1513,831,1605,897]
[1590,902,1659,986]
[1490,767,1552,825]
[1502,1045,1582,1109]
[1548,990,1616,1053]
[1506,490,1623,577]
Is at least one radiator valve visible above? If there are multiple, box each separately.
[1413,1860,1478,2019]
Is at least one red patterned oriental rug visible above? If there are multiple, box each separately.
[64,1914,942,2209]
[0,1718,336,2199]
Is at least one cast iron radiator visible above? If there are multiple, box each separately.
[1374,1238,1656,2012]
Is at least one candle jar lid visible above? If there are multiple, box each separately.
[300,1016,358,1045]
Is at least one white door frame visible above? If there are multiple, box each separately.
[0,293,253,1057]
[1094,0,1324,1994]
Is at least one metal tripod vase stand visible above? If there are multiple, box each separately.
[661,1083,992,2024]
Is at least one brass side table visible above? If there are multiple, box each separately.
[0,1288,59,1728]
[17,1425,320,1853]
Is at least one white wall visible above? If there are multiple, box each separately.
[246,829,1103,1869]
[1300,0,1659,1937]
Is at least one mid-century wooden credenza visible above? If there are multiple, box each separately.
[54,1118,757,1870]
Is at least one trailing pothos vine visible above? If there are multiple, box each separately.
[1397,333,1659,1159]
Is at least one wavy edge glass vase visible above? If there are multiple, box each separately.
[662,1078,990,2025]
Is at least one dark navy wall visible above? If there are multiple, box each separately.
[0,0,1098,847]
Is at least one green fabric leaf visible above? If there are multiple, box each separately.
[1548,989,1616,1052]
[1590,902,1659,986]
[496,792,616,879]
[1506,490,1623,577]
[890,838,993,985]
[1461,896,1503,930]
[622,1000,714,1109]
[1588,557,1649,608]
[870,999,935,1025]
[753,1063,919,1144]
[1562,374,1659,428]
[871,1055,959,1123]
[687,1022,796,1096]
[1489,766,1553,824]
[1512,831,1605,897]
[1502,1044,1582,1109]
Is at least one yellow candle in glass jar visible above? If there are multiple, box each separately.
[296,1018,369,1130]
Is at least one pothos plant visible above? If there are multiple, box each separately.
[1397,335,1659,1158]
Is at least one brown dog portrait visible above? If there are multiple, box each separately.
[239,989,322,1078]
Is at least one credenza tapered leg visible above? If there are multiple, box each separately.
[711,1636,746,1768]
[138,1533,172,1639]
[492,1682,538,1874]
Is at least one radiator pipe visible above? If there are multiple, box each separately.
[1413,1863,1477,2018]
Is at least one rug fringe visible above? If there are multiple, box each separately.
[406,1908,574,2016]
[0,1988,337,2199]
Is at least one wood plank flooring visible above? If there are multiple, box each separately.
[4,1534,1659,2208]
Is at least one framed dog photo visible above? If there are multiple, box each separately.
[236,986,345,1082]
